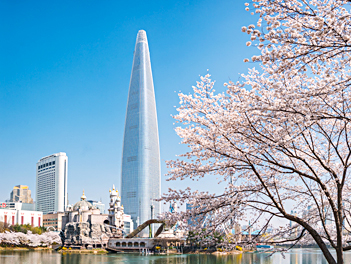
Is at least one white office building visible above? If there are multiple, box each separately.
[36,152,68,214]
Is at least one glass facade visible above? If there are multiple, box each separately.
[121,30,161,236]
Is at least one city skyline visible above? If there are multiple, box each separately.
[0,0,257,206]
[0,1,349,260]
[121,30,161,234]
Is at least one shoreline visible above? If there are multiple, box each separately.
[0,246,107,254]
[187,250,242,255]
[57,249,108,254]
[0,246,53,251]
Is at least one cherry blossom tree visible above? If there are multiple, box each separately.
[0,231,61,247]
[160,1,351,263]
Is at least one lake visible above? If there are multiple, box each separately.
[1,248,351,263]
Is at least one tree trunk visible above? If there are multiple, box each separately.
[336,185,344,264]
[308,229,337,264]
[286,215,337,264]
[336,247,343,264]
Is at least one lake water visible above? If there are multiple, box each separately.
[1,248,351,264]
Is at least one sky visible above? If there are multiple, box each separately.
[0,0,259,212]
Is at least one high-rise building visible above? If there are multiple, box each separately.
[121,30,161,236]
[10,185,33,204]
[87,200,105,214]
[36,152,68,214]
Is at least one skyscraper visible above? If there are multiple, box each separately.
[10,185,34,204]
[121,30,161,236]
[36,152,68,214]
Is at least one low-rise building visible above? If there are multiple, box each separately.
[0,201,35,211]
[61,186,134,249]
[0,201,42,227]
[61,188,134,235]
[0,208,42,227]
[43,212,65,231]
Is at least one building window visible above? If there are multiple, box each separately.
[127,192,136,198]
[127,156,137,162]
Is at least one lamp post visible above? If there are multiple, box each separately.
[149,205,154,238]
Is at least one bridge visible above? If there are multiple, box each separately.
[125,219,165,238]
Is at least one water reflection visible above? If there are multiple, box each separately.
[0,251,61,264]
[1,249,351,264]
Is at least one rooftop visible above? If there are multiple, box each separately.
[38,152,67,162]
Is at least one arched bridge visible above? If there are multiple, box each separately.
[125,219,165,238]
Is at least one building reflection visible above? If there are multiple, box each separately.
[290,250,299,264]
[3,248,351,263]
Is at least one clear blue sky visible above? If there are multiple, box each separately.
[0,0,257,211]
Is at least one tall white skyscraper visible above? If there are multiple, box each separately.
[121,30,161,236]
[35,152,68,214]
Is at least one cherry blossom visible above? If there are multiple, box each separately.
[0,231,61,247]
[160,1,351,264]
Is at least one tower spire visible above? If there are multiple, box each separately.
[136,30,147,43]
[81,190,86,200]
